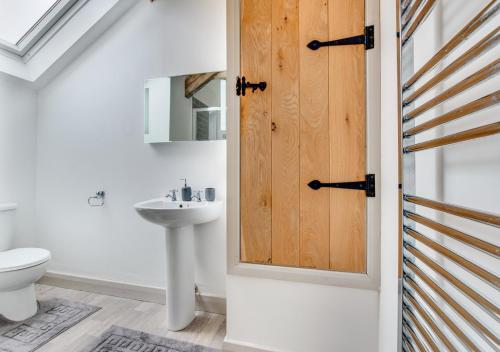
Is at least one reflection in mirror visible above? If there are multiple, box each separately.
[144,72,226,143]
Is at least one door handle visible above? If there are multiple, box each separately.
[236,76,267,96]
[308,174,375,197]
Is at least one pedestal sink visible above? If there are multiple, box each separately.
[134,198,222,331]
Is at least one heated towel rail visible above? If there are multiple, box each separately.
[397,0,499,351]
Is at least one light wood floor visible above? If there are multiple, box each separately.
[34,284,226,351]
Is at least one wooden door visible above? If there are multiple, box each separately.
[240,0,367,273]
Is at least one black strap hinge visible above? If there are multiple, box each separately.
[308,174,375,197]
[307,25,375,51]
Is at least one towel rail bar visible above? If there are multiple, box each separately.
[403,91,499,136]
[403,0,499,90]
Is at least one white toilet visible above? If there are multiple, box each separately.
[0,203,51,321]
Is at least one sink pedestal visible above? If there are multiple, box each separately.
[165,225,195,331]
[134,198,223,331]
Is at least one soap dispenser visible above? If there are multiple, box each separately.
[180,178,192,201]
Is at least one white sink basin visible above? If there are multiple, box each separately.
[134,198,222,228]
[133,197,222,331]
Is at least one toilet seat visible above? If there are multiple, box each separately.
[0,248,51,272]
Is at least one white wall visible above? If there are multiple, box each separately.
[35,0,227,296]
[226,276,379,352]
[0,74,37,248]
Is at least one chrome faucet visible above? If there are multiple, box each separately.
[165,189,178,201]
[191,190,202,202]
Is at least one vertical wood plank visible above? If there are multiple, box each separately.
[271,0,300,266]
[298,0,330,269]
[329,0,367,272]
[240,0,272,264]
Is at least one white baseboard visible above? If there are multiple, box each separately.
[38,271,226,315]
[223,338,285,352]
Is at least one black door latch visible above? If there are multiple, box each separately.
[308,174,375,197]
[307,25,375,51]
[236,76,267,96]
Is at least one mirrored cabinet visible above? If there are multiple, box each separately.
[144,72,226,143]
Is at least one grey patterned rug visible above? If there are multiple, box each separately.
[0,298,100,352]
[82,326,219,352]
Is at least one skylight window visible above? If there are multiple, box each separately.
[0,0,80,57]
[0,0,58,44]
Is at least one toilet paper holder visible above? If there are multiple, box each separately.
[88,191,105,207]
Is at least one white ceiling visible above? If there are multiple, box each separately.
[0,0,58,44]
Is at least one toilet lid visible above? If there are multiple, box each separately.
[0,248,51,272]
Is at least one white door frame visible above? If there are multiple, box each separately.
[226,0,381,290]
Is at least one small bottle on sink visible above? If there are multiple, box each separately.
[180,178,192,201]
